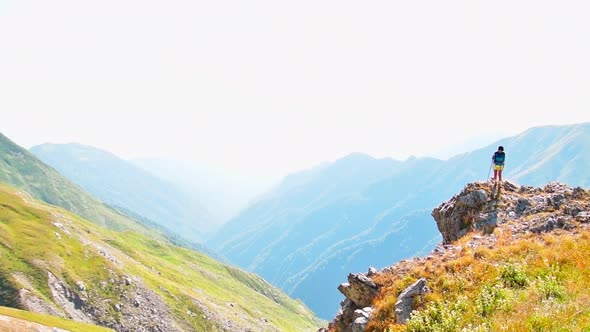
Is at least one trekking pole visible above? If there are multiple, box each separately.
[487,161,493,181]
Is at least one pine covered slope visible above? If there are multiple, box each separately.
[324,181,590,331]
[0,182,323,331]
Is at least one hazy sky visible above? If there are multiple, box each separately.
[2,0,589,181]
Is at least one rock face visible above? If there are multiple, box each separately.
[432,182,496,244]
[337,273,378,309]
[19,270,182,332]
[432,181,590,245]
[326,269,379,332]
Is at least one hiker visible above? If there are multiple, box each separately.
[492,146,505,182]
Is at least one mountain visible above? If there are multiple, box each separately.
[325,181,590,331]
[0,133,149,233]
[0,182,324,331]
[131,157,277,228]
[30,143,211,241]
[207,122,590,319]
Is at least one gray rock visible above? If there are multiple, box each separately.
[516,197,531,213]
[458,189,488,208]
[576,211,590,223]
[337,273,378,308]
[395,278,429,324]
[367,267,378,276]
[76,281,86,291]
[351,316,368,332]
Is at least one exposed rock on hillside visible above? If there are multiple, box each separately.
[433,181,589,244]
[394,278,429,324]
[337,273,379,309]
[323,181,590,331]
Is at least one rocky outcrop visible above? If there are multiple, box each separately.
[432,181,590,245]
[432,182,503,244]
[351,307,373,332]
[18,288,64,318]
[322,181,590,331]
[47,271,93,323]
[17,270,183,332]
[327,269,379,332]
[337,273,378,308]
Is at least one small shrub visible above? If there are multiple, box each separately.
[527,314,555,332]
[476,284,509,317]
[461,323,490,332]
[499,263,529,289]
[405,296,467,332]
[535,274,564,301]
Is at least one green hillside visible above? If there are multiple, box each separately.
[0,182,323,331]
[0,133,147,233]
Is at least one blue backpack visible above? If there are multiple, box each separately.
[494,151,505,165]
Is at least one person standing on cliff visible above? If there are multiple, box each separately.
[492,146,505,182]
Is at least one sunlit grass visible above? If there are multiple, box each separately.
[366,229,590,332]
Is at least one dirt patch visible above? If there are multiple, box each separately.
[0,314,69,332]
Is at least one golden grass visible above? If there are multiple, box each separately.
[367,230,590,332]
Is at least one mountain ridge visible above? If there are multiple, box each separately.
[0,133,148,233]
[208,122,590,319]
[30,142,212,241]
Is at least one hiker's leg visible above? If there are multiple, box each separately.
[499,170,502,182]
[493,169,498,180]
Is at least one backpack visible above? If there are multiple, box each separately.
[494,151,505,164]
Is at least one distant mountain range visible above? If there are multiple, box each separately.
[0,132,323,331]
[207,122,590,319]
[6,122,589,322]
[131,157,273,232]
[30,143,212,241]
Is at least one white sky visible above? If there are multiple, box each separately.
[1,0,589,181]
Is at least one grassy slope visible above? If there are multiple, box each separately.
[0,306,113,332]
[0,182,323,331]
[0,133,148,233]
[367,228,590,331]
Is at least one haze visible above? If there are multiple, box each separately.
[2,0,589,184]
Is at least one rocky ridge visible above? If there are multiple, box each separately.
[322,180,590,331]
